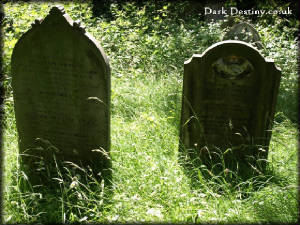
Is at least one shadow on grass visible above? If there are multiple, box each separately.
[178,145,293,199]
[16,153,113,223]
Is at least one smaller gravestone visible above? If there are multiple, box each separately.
[180,40,281,175]
[223,22,263,49]
[11,5,111,182]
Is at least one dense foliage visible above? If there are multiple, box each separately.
[1,1,299,223]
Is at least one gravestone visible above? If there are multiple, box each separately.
[223,22,263,49]
[11,6,111,179]
[180,40,281,174]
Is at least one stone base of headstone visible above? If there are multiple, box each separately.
[179,143,267,181]
[20,147,112,186]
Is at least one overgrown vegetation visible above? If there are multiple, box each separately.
[1,1,299,223]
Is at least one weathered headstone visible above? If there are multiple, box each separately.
[180,40,281,174]
[11,6,111,179]
[223,22,263,49]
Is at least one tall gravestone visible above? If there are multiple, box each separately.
[11,6,111,179]
[180,40,281,174]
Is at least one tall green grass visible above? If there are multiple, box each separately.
[2,1,299,223]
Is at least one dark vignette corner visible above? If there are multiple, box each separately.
[0,2,4,225]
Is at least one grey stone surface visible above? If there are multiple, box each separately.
[180,40,281,172]
[223,22,263,49]
[11,6,110,171]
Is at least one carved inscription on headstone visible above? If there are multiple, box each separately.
[11,6,110,171]
[180,40,281,170]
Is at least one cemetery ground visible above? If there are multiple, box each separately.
[1,1,299,223]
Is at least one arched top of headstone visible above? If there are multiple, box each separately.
[13,5,109,68]
[223,22,263,49]
[185,40,278,70]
